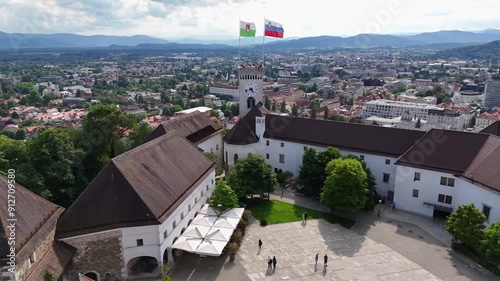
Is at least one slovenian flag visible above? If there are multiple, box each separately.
[240,21,256,37]
[264,19,284,38]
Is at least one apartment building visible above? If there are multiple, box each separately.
[363,99,439,119]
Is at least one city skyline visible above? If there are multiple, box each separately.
[2,0,500,40]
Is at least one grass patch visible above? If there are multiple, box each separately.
[454,244,500,278]
[248,199,356,229]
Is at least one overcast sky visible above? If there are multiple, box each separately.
[1,0,500,39]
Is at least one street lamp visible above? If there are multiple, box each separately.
[377,200,382,217]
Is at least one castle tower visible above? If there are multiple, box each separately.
[238,64,264,117]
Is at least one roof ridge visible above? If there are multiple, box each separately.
[0,176,63,210]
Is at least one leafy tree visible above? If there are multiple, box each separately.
[128,123,154,148]
[0,136,28,175]
[137,95,144,104]
[480,223,500,264]
[271,102,276,112]
[210,180,239,211]
[230,103,239,117]
[11,111,19,119]
[321,158,368,213]
[26,129,86,207]
[280,101,286,113]
[445,204,486,249]
[276,170,294,187]
[469,115,476,128]
[310,101,318,119]
[264,96,271,110]
[291,104,298,116]
[342,155,377,199]
[226,153,276,198]
[44,271,56,281]
[297,147,340,196]
[80,104,141,178]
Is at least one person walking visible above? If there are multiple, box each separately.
[304,212,308,221]
[301,212,305,223]
[281,189,284,198]
[272,256,277,270]
[267,256,272,270]
[315,253,319,266]
[324,254,328,267]
[258,239,262,249]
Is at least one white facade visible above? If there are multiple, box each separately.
[61,170,216,278]
[209,86,239,100]
[238,66,264,118]
[393,166,500,222]
[363,100,439,119]
[198,133,223,166]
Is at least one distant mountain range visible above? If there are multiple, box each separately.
[434,40,500,60]
[1,29,500,51]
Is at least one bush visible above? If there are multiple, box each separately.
[231,229,242,241]
[242,210,252,220]
[228,242,239,253]
[260,219,268,226]
[373,193,382,204]
[238,220,248,230]
[215,167,224,176]
[364,198,376,211]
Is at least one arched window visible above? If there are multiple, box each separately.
[234,154,239,163]
[247,97,255,109]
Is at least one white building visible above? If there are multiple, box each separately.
[209,84,239,101]
[398,94,436,105]
[426,108,466,131]
[56,131,217,280]
[224,69,500,224]
[363,99,439,119]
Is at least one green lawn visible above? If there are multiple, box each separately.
[248,199,356,229]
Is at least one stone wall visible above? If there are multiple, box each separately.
[63,230,123,281]
[19,226,57,280]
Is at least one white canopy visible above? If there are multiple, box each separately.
[182,224,210,238]
[171,237,202,253]
[220,208,244,219]
[195,240,227,256]
[171,204,245,256]
[206,228,234,242]
[190,215,218,227]
[213,217,240,229]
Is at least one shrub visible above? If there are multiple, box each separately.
[238,220,248,230]
[228,242,239,253]
[364,198,376,211]
[215,167,224,176]
[242,210,252,220]
[231,229,242,241]
[260,219,268,226]
[373,193,382,204]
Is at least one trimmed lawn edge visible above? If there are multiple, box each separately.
[248,199,356,229]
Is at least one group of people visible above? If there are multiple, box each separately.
[258,239,329,271]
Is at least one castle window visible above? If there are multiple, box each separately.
[247,97,255,109]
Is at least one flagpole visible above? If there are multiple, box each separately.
[238,20,241,66]
[262,18,265,65]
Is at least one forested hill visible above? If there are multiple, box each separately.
[435,40,500,61]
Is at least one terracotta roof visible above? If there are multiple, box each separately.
[56,131,216,238]
[481,121,500,137]
[0,176,64,266]
[24,241,76,281]
[262,115,425,157]
[223,102,269,145]
[396,129,489,174]
[143,111,222,144]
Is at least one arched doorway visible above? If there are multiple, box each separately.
[84,271,99,281]
[127,257,159,277]
[247,97,255,108]
[172,237,180,261]
[162,248,169,265]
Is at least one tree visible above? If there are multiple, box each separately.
[226,153,276,198]
[271,102,276,112]
[415,118,422,129]
[291,104,298,116]
[297,147,340,196]
[321,158,367,213]
[44,271,56,281]
[81,104,141,178]
[469,115,476,128]
[11,111,19,119]
[280,101,286,113]
[310,101,318,119]
[264,96,271,110]
[128,123,154,148]
[323,108,328,119]
[480,223,500,264]
[26,129,86,207]
[445,204,486,249]
[210,180,239,211]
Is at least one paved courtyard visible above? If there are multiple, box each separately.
[238,219,439,281]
